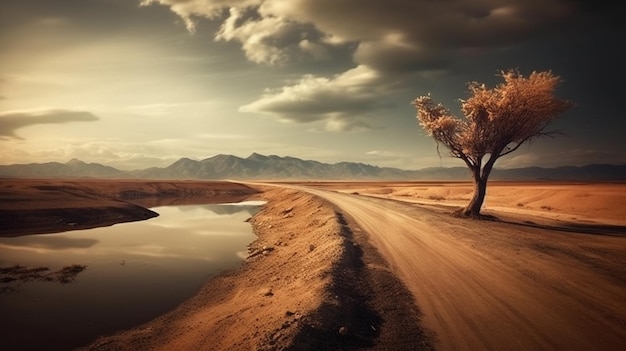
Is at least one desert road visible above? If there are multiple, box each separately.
[296,186,626,350]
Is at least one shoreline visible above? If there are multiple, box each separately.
[2,179,623,349]
[77,185,434,350]
[0,179,258,237]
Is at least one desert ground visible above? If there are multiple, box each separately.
[1,179,625,350]
[0,179,257,236]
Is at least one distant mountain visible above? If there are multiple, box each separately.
[1,154,625,181]
[131,153,402,180]
[0,158,124,178]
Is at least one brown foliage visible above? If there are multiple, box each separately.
[412,69,572,216]
[413,70,571,166]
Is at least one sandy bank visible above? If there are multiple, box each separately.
[1,179,431,349]
[77,185,432,350]
[5,180,623,349]
[0,179,258,236]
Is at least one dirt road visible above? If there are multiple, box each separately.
[298,186,626,350]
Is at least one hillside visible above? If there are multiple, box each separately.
[1,154,625,181]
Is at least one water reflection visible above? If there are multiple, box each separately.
[0,201,263,351]
[0,236,98,251]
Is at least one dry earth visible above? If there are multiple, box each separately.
[294,183,626,350]
[1,180,625,350]
[301,181,626,226]
[0,179,257,236]
[78,185,432,351]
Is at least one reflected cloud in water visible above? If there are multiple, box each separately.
[0,201,262,351]
[0,202,260,267]
[0,235,98,251]
[177,200,265,216]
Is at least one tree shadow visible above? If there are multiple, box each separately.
[448,206,626,236]
[492,217,626,236]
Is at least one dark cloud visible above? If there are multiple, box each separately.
[353,40,451,74]
[0,0,188,53]
[146,0,595,132]
[0,109,99,139]
[255,0,579,71]
[215,7,327,65]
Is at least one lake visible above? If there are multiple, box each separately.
[0,201,264,351]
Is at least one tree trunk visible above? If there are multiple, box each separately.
[461,170,488,217]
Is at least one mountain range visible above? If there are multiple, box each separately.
[1,153,625,181]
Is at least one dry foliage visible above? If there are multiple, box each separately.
[413,70,571,166]
[413,70,571,216]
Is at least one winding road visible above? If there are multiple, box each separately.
[298,186,626,350]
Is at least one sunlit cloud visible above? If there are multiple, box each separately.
[366,150,398,157]
[124,101,216,118]
[0,236,98,250]
[362,150,439,170]
[240,65,396,132]
[140,0,262,32]
[0,109,99,139]
[0,138,180,169]
[1,135,307,170]
[143,0,577,132]
[216,7,298,65]
[143,0,576,72]
[0,0,620,170]
[195,133,247,140]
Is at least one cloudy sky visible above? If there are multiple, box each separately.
[1,0,624,170]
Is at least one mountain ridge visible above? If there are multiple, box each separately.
[1,154,625,181]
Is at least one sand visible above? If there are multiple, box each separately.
[76,185,432,350]
[1,179,625,350]
[0,179,258,236]
[300,181,626,226]
[298,183,626,350]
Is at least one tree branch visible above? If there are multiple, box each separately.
[498,132,535,157]
[481,148,501,180]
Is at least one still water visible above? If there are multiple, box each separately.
[0,201,263,351]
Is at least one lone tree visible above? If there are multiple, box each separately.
[412,70,571,218]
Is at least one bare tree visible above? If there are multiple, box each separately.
[412,70,572,217]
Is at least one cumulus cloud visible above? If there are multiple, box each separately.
[0,109,99,139]
[215,7,308,65]
[239,65,395,131]
[142,0,579,130]
[366,150,398,157]
[144,0,578,70]
[140,0,262,32]
[7,236,98,250]
[298,39,329,60]
[1,138,183,170]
